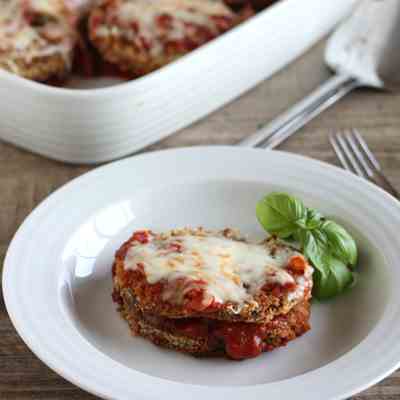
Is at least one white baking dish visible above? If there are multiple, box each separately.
[0,0,358,164]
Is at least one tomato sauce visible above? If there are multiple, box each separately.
[170,317,269,359]
[132,231,150,244]
[214,323,267,360]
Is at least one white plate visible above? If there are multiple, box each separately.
[0,0,358,164]
[3,146,400,400]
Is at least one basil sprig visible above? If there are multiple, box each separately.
[256,193,358,299]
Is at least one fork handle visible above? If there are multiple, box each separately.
[238,74,360,149]
[375,172,400,200]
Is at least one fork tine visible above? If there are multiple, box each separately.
[331,129,400,200]
[352,129,400,199]
[352,129,381,171]
[336,131,368,178]
[329,133,353,172]
[346,130,373,177]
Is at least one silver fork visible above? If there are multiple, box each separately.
[330,129,399,199]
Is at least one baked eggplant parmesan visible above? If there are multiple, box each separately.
[112,227,313,360]
[0,0,279,83]
[88,0,237,77]
[0,0,85,81]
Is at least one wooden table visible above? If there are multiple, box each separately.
[1,40,399,400]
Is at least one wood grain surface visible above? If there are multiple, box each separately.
[1,40,399,400]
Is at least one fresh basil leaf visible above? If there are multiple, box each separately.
[310,269,329,299]
[301,229,330,282]
[321,220,358,266]
[255,192,359,299]
[256,193,307,238]
[313,270,338,299]
[301,229,355,299]
[292,229,303,244]
[329,257,354,291]
[313,257,354,299]
[305,208,324,229]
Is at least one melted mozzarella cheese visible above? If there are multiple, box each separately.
[30,0,60,15]
[117,0,231,24]
[124,231,312,305]
[97,0,233,57]
[0,0,76,70]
